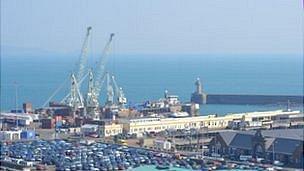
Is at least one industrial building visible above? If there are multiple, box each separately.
[0,112,37,127]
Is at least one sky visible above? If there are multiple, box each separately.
[1,0,303,55]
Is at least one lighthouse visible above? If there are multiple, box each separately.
[191,78,207,104]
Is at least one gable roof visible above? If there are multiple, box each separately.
[217,129,303,152]
[261,129,303,141]
[229,134,254,149]
[265,137,275,150]
[266,138,303,155]
[219,131,255,149]
[219,131,237,146]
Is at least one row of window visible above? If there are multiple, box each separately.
[130,118,160,123]
[252,115,290,122]
[105,129,122,135]
[130,120,230,133]
[201,120,227,127]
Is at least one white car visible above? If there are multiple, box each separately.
[273,160,284,166]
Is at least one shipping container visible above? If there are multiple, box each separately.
[54,116,62,122]
[16,120,26,126]
[20,130,35,139]
[54,108,71,116]
[55,121,63,128]
[10,109,23,113]
[75,117,84,127]
[0,132,5,140]
[11,133,20,140]
[41,118,54,129]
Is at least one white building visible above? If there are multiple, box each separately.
[0,112,34,126]
[100,122,123,137]
[118,110,302,135]
[166,95,180,105]
[154,139,172,151]
[0,130,22,141]
[81,124,99,135]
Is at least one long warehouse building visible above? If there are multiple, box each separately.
[118,110,302,135]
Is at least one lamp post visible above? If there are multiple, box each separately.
[14,82,19,129]
[272,139,275,162]
[272,127,277,163]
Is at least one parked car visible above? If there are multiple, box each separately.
[273,160,284,166]
[239,155,252,161]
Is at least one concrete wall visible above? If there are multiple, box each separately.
[206,94,303,105]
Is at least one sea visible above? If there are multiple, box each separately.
[1,54,303,115]
[133,165,255,171]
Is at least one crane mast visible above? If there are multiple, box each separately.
[86,70,98,107]
[85,70,100,118]
[94,33,115,95]
[76,27,92,83]
[63,27,91,111]
[106,72,114,106]
[86,33,115,109]
[65,74,84,110]
[111,75,127,107]
[111,75,120,97]
[48,29,127,120]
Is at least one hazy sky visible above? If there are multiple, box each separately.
[1,0,303,55]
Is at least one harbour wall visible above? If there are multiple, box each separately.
[191,93,303,105]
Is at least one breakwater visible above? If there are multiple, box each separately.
[191,93,304,105]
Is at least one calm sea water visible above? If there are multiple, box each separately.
[132,165,255,171]
[132,165,188,171]
[1,54,303,114]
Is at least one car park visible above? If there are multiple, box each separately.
[1,139,269,170]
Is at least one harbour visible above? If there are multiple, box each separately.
[1,54,303,115]
[1,1,304,170]
[1,26,304,171]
